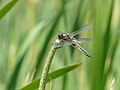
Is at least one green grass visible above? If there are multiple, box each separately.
[0,0,120,90]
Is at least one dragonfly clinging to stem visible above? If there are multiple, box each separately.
[54,25,92,58]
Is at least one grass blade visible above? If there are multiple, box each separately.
[6,51,27,90]
[19,63,82,90]
[101,0,114,89]
[0,0,18,19]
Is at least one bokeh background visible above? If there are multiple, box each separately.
[0,0,120,90]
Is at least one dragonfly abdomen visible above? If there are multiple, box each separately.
[71,42,91,58]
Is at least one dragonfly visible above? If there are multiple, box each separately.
[54,25,92,58]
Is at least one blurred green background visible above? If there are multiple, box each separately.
[0,0,120,90]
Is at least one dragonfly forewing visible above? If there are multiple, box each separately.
[71,24,90,36]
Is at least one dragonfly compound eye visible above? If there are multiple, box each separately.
[58,33,62,39]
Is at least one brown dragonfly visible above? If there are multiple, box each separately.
[54,25,92,58]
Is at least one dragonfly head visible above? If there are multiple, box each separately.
[58,33,65,39]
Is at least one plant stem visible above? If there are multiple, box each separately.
[39,45,58,90]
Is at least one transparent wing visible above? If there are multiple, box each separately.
[54,38,91,47]
[62,41,72,46]
[77,38,92,43]
[71,24,90,36]
[53,40,72,48]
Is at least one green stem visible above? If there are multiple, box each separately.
[39,45,58,90]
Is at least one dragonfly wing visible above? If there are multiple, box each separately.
[71,41,92,58]
[77,38,92,43]
[54,40,72,48]
[71,24,90,36]
[63,41,72,46]
[53,40,65,47]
